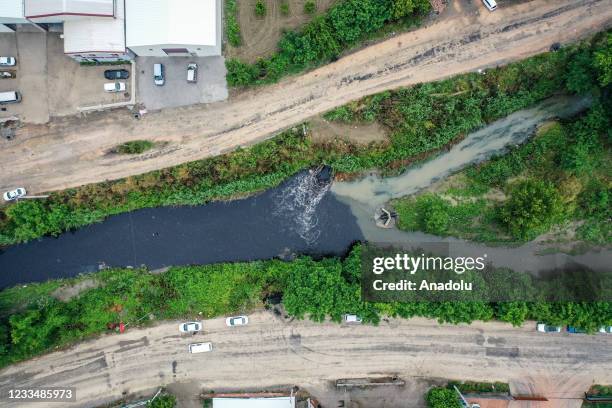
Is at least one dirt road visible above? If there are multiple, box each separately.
[0,312,609,408]
[1,0,611,194]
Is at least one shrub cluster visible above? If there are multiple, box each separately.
[226,0,431,86]
[114,140,155,155]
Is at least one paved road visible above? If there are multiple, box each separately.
[1,0,611,193]
[0,312,610,407]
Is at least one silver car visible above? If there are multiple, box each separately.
[225,315,248,327]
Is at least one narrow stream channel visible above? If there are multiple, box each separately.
[0,95,608,288]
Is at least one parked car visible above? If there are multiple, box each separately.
[599,326,612,334]
[536,323,562,333]
[482,0,497,11]
[104,69,129,80]
[0,91,21,104]
[343,314,362,324]
[189,342,212,353]
[550,43,562,52]
[225,315,248,327]
[0,56,16,66]
[567,326,587,334]
[104,82,126,93]
[187,63,198,83]
[3,187,26,202]
[179,321,202,333]
[153,63,164,86]
[0,71,14,79]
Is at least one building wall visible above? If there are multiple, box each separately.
[66,51,132,62]
[127,44,219,57]
[0,24,16,32]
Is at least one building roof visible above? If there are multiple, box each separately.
[212,397,296,408]
[25,0,115,18]
[126,0,217,47]
[0,0,24,19]
[63,0,125,53]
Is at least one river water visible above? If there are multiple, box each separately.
[0,95,608,287]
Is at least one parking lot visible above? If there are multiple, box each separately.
[135,56,227,111]
[0,28,131,124]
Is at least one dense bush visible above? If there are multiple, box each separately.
[1,244,611,367]
[304,0,316,14]
[499,179,563,241]
[255,0,266,17]
[147,394,176,408]
[226,0,431,87]
[114,140,155,154]
[426,388,461,408]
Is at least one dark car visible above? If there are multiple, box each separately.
[567,326,587,334]
[104,69,129,80]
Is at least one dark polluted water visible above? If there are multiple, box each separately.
[0,169,364,288]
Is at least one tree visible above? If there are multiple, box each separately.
[500,179,563,240]
[593,33,612,86]
[391,0,431,20]
[426,387,461,408]
[416,194,450,235]
[565,48,597,94]
[225,58,258,87]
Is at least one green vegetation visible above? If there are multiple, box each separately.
[226,0,431,87]
[584,385,612,408]
[147,394,176,408]
[0,35,602,246]
[304,0,316,14]
[255,0,267,17]
[448,380,510,394]
[426,388,461,408]
[280,1,290,16]
[1,244,611,368]
[225,0,242,46]
[114,140,155,155]
[393,32,612,245]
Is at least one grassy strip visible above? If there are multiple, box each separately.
[225,0,431,87]
[448,380,510,394]
[1,244,611,368]
[0,42,587,246]
[225,0,241,47]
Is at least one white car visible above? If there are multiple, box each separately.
[599,326,612,334]
[343,314,362,324]
[104,82,126,93]
[3,187,26,201]
[225,315,248,327]
[189,342,212,353]
[0,56,16,66]
[187,63,198,83]
[536,323,562,333]
[482,0,497,11]
[179,321,202,333]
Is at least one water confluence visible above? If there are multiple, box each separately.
[0,95,608,288]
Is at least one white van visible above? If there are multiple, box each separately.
[482,0,497,11]
[153,63,165,86]
[188,342,213,353]
[0,91,21,104]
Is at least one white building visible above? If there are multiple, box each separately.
[0,0,27,32]
[125,0,221,57]
[212,397,296,408]
[24,0,115,22]
[62,0,130,62]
